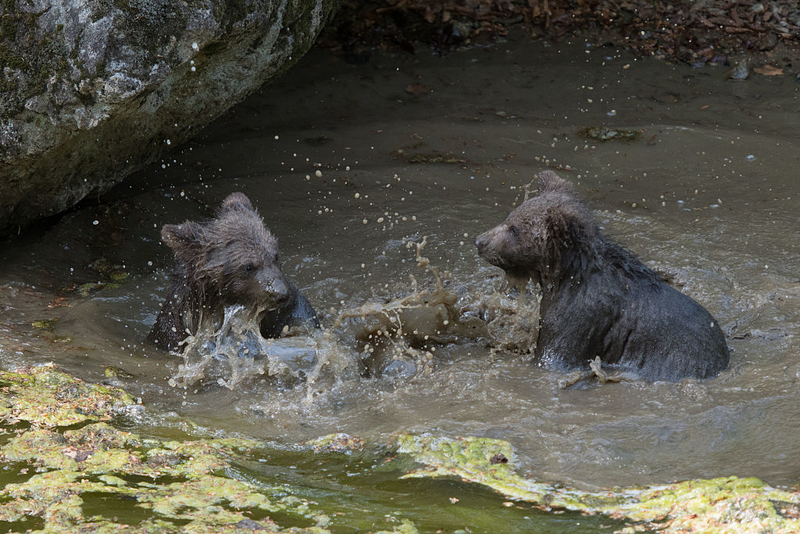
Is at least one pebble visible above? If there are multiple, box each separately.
[727,59,750,80]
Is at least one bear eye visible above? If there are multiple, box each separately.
[508,225,519,237]
[244,262,259,273]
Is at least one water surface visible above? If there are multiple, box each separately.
[1,33,798,500]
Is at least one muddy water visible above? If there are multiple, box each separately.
[2,31,799,500]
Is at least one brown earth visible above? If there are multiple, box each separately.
[319,0,800,72]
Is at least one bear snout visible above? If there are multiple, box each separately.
[254,269,292,303]
[475,230,492,255]
[267,277,291,302]
[475,225,504,258]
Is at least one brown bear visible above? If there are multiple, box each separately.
[475,171,729,381]
[147,192,318,351]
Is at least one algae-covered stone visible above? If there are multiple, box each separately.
[0,422,329,531]
[394,433,800,533]
[0,366,332,532]
[306,433,365,453]
[0,364,137,427]
[395,433,558,504]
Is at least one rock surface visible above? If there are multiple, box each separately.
[0,0,337,234]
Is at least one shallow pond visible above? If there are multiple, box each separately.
[1,30,799,522]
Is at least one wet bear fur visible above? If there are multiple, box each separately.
[147,192,318,351]
[475,171,729,381]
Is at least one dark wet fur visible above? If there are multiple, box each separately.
[475,171,729,381]
[147,192,318,351]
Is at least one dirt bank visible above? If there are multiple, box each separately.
[321,0,800,71]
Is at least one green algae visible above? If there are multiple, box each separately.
[375,519,420,534]
[305,433,365,453]
[0,466,327,532]
[0,430,327,531]
[0,364,796,533]
[74,260,129,297]
[0,364,137,427]
[394,433,800,533]
[104,366,136,380]
[0,365,331,533]
[136,475,289,525]
[31,318,58,332]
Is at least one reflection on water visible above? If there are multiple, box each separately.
[1,32,798,494]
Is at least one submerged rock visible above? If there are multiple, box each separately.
[578,126,640,141]
[0,0,338,234]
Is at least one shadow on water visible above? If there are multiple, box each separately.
[1,30,798,521]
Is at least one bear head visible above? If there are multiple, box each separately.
[475,171,598,284]
[161,192,293,312]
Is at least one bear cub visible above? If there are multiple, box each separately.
[475,171,729,381]
[147,192,318,351]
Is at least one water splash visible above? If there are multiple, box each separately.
[338,237,541,375]
[169,238,542,392]
[169,304,350,391]
[463,274,541,357]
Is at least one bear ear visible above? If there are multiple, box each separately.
[542,197,595,248]
[161,222,203,257]
[218,192,254,214]
[537,171,574,194]
[542,205,569,240]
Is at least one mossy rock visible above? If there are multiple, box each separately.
[394,433,800,533]
[1,365,796,533]
[0,0,339,235]
[0,363,137,427]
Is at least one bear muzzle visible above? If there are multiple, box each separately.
[474,228,494,256]
[475,225,507,263]
[254,269,293,305]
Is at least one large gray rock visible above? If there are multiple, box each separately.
[0,0,337,234]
